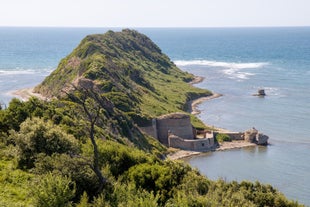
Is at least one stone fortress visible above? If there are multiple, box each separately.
[140,112,268,151]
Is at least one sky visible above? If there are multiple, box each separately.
[0,0,309,27]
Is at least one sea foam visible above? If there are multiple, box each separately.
[174,60,268,69]
[175,60,269,80]
[0,69,36,76]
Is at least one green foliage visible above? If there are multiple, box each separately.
[33,153,99,200]
[104,182,159,207]
[10,117,79,169]
[126,161,191,204]
[190,114,209,130]
[216,133,232,143]
[76,192,90,207]
[0,97,58,136]
[0,98,28,133]
[32,173,76,207]
[83,139,155,178]
[0,160,34,207]
[35,29,211,124]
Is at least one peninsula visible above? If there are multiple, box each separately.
[0,29,298,206]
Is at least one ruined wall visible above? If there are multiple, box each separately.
[156,113,194,145]
[139,126,157,139]
[139,119,158,139]
[224,132,244,140]
[169,135,215,151]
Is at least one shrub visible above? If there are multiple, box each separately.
[216,133,232,143]
[32,173,76,207]
[10,117,79,169]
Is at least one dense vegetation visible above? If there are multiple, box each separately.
[0,30,304,206]
[0,98,303,206]
[34,29,210,128]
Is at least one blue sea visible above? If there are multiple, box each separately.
[1,27,310,205]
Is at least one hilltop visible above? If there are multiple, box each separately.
[35,29,211,124]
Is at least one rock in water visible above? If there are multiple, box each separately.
[258,89,266,96]
[253,89,266,96]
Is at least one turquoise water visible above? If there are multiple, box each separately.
[0,27,310,205]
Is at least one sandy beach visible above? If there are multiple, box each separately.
[188,76,223,115]
[12,87,47,101]
[189,93,223,115]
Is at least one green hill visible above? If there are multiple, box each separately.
[35,29,211,122]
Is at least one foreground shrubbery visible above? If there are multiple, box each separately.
[0,98,304,207]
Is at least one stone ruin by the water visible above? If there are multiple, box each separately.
[244,128,269,145]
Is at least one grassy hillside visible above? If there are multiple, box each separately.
[35,29,211,123]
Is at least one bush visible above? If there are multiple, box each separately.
[126,161,191,204]
[10,117,79,169]
[32,173,76,207]
[216,133,232,143]
[83,140,154,178]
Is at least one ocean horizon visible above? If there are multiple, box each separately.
[1,27,310,205]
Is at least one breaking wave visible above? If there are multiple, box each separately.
[0,69,36,76]
[174,60,268,69]
[174,60,269,80]
[0,68,53,76]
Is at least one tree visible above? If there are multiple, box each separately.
[10,117,79,169]
[65,84,110,194]
[0,98,29,134]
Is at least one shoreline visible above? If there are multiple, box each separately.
[187,75,223,115]
[11,87,46,101]
[165,75,259,160]
[190,93,223,115]
[167,141,257,160]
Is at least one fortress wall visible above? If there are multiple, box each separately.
[169,135,215,151]
[156,116,194,145]
[168,136,194,149]
[139,126,157,139]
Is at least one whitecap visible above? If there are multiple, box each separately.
[0,69,36,76]
[174,59,269,81]
[174,60,268,69]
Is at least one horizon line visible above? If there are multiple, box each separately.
[0,25,310,29]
